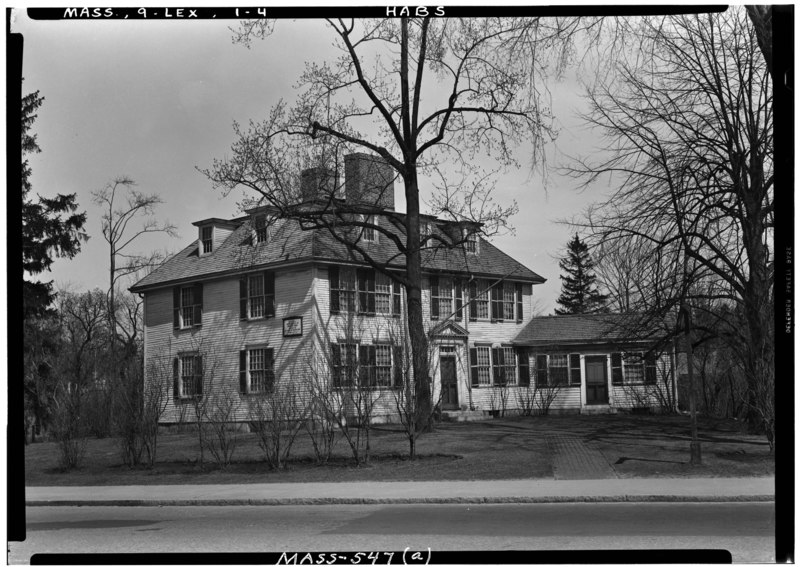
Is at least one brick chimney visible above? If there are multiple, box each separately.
[300,166,337,203]
[344,153,395,211]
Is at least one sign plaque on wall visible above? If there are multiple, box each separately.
[283,316,303,337]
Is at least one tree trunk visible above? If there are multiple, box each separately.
[403,170,432,434]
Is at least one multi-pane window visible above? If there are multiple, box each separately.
[201,226,213,254]
[375,345,392,387]
[240,272,275,320]
[430,276,462,321]
[471,346,524,387]
[360,215,377,243]
[532,353,581,387]
[330,267,357,314]
[492,346,517,385]
[254,214,268,244]
[249,274,265,318]
[332,343,400,388]
[241,348,274,394]
[548,354,569,385]
[176,354,202,398]
[173,284,202,329]
[502,283,515,320]
[623,353,645,383]
[433,277,453,318]
[181,287,195,327]
[375,272,392,314]
[471,346,492,386]
[331,343,357,388]
[463,229,478,253]
[331,267,399,316]
[470,279,490,320]
[612,352,659,385]
[470,279,520,322]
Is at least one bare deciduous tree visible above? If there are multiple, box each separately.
[203,17,600,438]
[570,9,773,444]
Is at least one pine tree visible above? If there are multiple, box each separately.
[22,90,87,318]
[555,234,608,315]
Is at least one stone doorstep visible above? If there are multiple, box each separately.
[580,405,618,415]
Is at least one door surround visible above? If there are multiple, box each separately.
[584,355,609,405]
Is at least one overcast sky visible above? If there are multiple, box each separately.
[14,7,625,313]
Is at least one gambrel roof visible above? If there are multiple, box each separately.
[130,214,545,292]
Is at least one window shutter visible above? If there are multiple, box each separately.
[469,347,479,387]
[491,348,501,386]
[517,348,530,387]
[195,355,203,397]
[454,279,463,321]
[173,288,181,329]
[645,352,657,384]
[173,357,180,398]
[266,348,275,392]
[611,353,623,385]
[367,271,375,314]
[331,344,341,387]
[569,354,581,385]
[239,278,248,320]
[430,275,439,319]
[329,267,340,314]
[535,355,548,387]
[264,271,275,318]
[239,350,248,394]
[392,280,402,316]
[469,280,478,321]
[193,283,203,327]
[515,283,523,322]
[359,345,370,387]
[491,281,502,321]
[393,346,404,387]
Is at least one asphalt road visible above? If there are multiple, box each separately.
[9,502,775,563]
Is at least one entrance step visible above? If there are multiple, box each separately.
[440,410,491,422]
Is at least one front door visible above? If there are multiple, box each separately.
[440,356,458,410]
[585,356,609,405]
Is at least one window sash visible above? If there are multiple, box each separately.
[375,272,392,314]
[623,353,645,383]
[248,348,273,393]
[360,215,377,242]
[548,354,569,386]
[180,355,200,397]
[201,227,213,253]
[475,346,491,386]
[248,274,265,319]
[180,287,194,327]
[254,214,268,243]
[502,283,515,320]
[472,279,489,320]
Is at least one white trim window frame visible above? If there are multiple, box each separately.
[248,273,266,319]
[248,347,274,394]
[178,353,202,398]
[253,213,268,244]
[180,287,195,328]
[360,214,377,243]
[463,228,478,254]
[201,226,213,254]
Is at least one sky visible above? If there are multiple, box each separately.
[13,7,620,313]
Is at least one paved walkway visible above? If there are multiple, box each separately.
[546,433,618,480]
[26,477,774,506]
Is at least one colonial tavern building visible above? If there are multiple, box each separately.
[131,153,677,424]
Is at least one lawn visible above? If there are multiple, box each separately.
[23,414,773,486]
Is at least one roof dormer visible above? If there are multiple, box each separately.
[192,218,239,256]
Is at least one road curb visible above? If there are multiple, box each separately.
[26,494,774,506]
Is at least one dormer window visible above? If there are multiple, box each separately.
[360,215,377,243]
[463,229,478,253]
[201,226,213,254]
[254,214,268,244]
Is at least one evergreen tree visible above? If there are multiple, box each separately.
[22,90,87,318]
[555,234,608,315]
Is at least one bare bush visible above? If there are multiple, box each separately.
[51,386,88,471]
[249,381,308,469]
[201,384,241,469]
